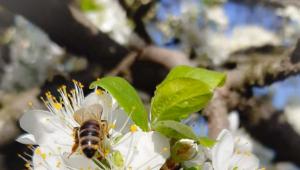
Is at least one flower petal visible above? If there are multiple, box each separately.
[113,131,170,170]
[19,110,73,151]
[16,134,36,145]
[234,135,253,153]
[62,153,98,169]
[203,162,213,170]
[228,153,260,170]
[32,146,68,170]
[84,92,132,134]
[212,129,234,170]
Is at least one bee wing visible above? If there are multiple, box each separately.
[73,104,103,124]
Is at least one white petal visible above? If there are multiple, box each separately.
[20,110,54,136]
[83,92,133,134]
[212,129,234,170]
[203,162,213,170]
[234,135,253,153]
[228,111,239,131]
[228,153,260,170]
[62,153,98,169]
[32,146,68,170]
[109,109,132,134]
[16,134,36,145]
[83,92,113,119]
[82,92,104,107]
[19,110,73,150]
[113,131,170,170]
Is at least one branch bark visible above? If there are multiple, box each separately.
[0,0,129,69]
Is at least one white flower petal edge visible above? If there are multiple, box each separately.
[19,110,73,151]
[113,131,170,170]
[16,134,36,145]
[212,129,234,170]
[212,129,260,170]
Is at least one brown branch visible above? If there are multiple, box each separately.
[140,46,194,68]
[0,0,129,69]
[203,88,230,138]
[228,57,300,92]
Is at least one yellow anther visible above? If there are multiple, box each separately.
[41,153,47,160]
[35,148,41,155]
[28,101,33,107]
[104,149,110,156]
[25,162,31,168]
[26,145,33,149]
[162,147,168,152]
[130,124,138,133]
[95,89,102,95]
[56,161,61,168]
[109,123,116,129]
[53,103,62,110]
[259,168,266,170]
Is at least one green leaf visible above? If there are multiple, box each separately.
[161,65,226,90]
[151,78,212,122]
[90,77,149,131]
[80,0,103,12]
[153,120,198,140]
[198,137,216,148]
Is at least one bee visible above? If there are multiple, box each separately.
[69,104,109,159]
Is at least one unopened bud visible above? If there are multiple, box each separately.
[171,139,198,162]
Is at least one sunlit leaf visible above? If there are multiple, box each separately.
[80,0,103,12]
[160,65,226,90]
[198,137,216,148]
[153,120,198,140]
[90,77,149,131]
[151,78,212,123]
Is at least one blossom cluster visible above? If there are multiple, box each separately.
[16,80,260,170]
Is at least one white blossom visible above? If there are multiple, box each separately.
[17,81,169,170]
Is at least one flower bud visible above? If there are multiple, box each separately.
[171,139,198,162]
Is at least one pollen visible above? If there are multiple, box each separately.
[96,89,103,95]
[35,148,41,155]
[41,153,47,160]
[109,123,116,129]
[28,101,33,107]
[104,149,110,156]
[130,124,138,132]
[259,168,266,170]
[162,147,168,152]
[25,162,31,168]
[53,102,62,110]
[56,161,61,168]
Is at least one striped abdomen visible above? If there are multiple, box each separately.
[79,120,101,158]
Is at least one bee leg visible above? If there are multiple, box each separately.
[101,120,109,138]
[68,127,79,158]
